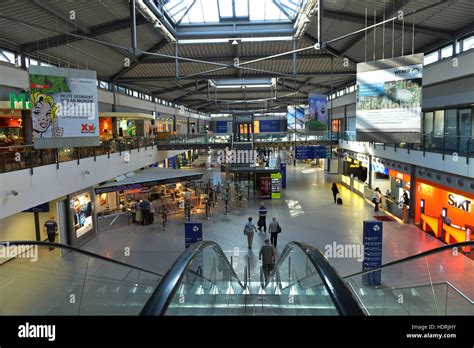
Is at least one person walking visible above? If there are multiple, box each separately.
[402,191,410,223]
[259,237,275,282]
[372,188,382,212]
[243,217,257,249]
[331,183,340,204]
[257,203,267,232]
[268,217,281,248]
[43,216,58,251]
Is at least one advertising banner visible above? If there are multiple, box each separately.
[356,54,423,143]
[362,221,383,286]
[306,94,328,131]
[271,173,282,199]
[29,66,99,148]
[68,189,94,242]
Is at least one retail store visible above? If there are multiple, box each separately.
[0,87,29,147]
[416,179,473,245]
[98,112,155,138]
[95,167,204,226]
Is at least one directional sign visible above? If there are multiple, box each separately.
[185,222,203,248]
[362,221,383,286]
[295,146,328,159]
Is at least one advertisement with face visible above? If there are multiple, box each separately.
[29,66,99,148]
[306,94,328,131]
[356,54,423,143]
[68,190,94,240]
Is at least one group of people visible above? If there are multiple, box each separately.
[243,203,282,281]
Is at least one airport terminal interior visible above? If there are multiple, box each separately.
[0,0,474,318]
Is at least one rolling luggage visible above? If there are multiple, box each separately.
[337,197,343,205]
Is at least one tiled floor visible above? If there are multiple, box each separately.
[80,162,474,303]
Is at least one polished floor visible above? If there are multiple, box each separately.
[81,162,474,303]
[1,161,473,315]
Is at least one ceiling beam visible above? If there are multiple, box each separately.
[28,0,88,34]
[111,38,169,82]
[21,16,148,53]
[417,20,474,54]
[137,53,334,65]
[324,9,454,41]
[116,72,356,82]
[337,0,411,57]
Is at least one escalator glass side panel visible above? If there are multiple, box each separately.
[0,241,161,315]
[344,242,474,315]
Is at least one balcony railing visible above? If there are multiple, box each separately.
[338,132,474,163]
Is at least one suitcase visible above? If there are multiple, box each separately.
[337,197,343,205]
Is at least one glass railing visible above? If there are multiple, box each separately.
[0,241,162,315]
[339,132,474,159]
[344,241,474,315]
[253,131,333,143]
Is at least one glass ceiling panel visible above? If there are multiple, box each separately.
[161,0,306,25]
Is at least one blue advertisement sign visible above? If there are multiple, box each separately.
[216,121,228,133]
[185,222,203,248]
[259,120,281,133]
[362,221,383,286]
[280,163,287,189]
[295,146,328,159]
[307,94,328,131]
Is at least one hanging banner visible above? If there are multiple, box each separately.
[306,94,328,131]
[356,54,423,143]
[29,66,100,148]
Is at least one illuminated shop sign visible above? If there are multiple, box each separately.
[9,92,32,110]
[448,193,472,213]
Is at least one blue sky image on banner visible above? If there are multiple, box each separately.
[307,94,328,131]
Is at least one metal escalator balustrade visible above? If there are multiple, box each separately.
[140,241,364,316]
[343,241,474,316]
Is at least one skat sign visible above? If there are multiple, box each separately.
[448,194,472,213]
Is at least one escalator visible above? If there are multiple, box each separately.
[1,240,473,316]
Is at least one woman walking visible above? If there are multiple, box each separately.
[243,217,257,249]
[331,183,340,204]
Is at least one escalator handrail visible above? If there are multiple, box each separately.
[0,240,162,277]
[343,241,474,279]
[140,241,245,316]
[266,241,364,316]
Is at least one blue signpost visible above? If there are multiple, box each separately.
[362,221,383,286]
[280,162,287,188]
[185,222,203,248]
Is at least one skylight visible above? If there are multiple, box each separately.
[161,0,306,25]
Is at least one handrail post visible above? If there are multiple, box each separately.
[288,256,291,283]
[247,256,251,282]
